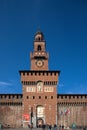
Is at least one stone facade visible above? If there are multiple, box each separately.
[0,31,87,128]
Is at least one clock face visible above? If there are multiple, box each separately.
[36,60,43,67]
[37,82,43,92]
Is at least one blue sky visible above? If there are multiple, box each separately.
[0,0,87,94]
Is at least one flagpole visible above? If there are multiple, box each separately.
[64,107,65,128]
[60,110,62,128]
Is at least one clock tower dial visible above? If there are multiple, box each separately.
[30,31,49,70]
[36,60,44,67]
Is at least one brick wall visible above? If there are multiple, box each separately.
[0,105,22,128]
[0,94,22,128]
[57,94,87,127]
[20,71,59,127]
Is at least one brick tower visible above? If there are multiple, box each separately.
[19,31,60,127]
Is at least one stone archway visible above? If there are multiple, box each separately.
[36,105,45,127]
[37,118,44,127]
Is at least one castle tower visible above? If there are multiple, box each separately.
[19,31,60,127]
[30,31,49,70]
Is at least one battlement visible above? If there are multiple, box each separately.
[0,94,22,105]
[57,94,87,104]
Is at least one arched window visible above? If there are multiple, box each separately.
[37,45,41,51]
[38,37,40,41]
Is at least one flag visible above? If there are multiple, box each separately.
[65,109,70,115]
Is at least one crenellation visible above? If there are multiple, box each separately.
[0,94,22,101]
[20,71,59,77]
[0,102,22,106]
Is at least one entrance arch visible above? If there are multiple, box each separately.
[37,118,44,127]
[36,105,45,127]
